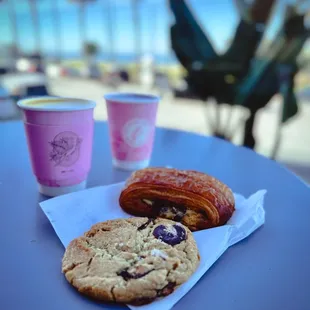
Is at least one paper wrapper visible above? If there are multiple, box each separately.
[40,182,266,310]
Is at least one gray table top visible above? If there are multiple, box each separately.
[1,121,310,310]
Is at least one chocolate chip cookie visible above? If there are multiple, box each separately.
[62,217,200,305]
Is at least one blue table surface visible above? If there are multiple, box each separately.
[1,121,310,310]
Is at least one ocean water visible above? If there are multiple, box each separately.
[45,51,178,65]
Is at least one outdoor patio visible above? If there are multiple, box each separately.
[47,76,310,183]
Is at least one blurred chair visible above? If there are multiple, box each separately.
[169,0,309,156]
[169,0,217,69]
[24,84,49,98]
[170,0,276,101]
[7,84,50,110]
[119,70,130,82]
[233,7,309,155]
[222,0,276,69]
[0,68,8,75]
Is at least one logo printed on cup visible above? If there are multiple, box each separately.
[122,118,151,148]
[49,131,82,167]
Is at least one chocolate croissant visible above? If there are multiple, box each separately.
[119,167,235,231]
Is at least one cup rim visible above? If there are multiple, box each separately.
[17,96,96,112]
[104,92,160,104]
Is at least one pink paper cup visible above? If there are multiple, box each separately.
[17,96,96,197]
[104,93,159,170]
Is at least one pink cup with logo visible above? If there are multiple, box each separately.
[17,96,96,197]
[104,93,159,170]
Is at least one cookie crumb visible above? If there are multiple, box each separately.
[151,249,168,259]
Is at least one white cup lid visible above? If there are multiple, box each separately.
[104,93,160,104]
[17,96,96,112]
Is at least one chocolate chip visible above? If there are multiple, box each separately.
[158,204,186,221]
[117,267,154,281]
[153,224,186,246]
[137,218,154,231]
[157,282,176,297]
[118,269,134,281]
[173,208,186,221]
[159,206,169,213]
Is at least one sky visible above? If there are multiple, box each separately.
[0,0,308,57]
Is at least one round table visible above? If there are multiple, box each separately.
[1,121,310,310]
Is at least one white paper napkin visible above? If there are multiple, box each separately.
[40,182,266,310]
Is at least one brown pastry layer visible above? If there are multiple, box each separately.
[119,167,235,231]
